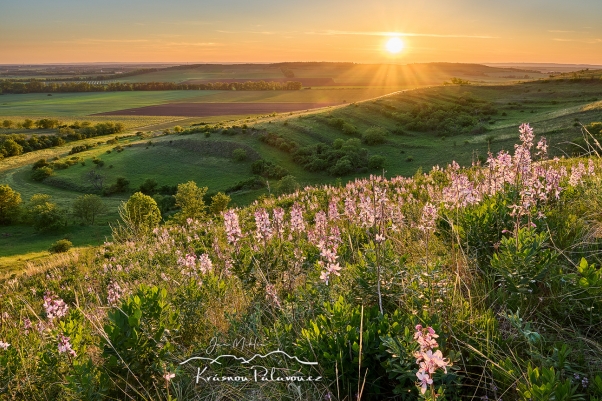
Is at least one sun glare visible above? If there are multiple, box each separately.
[385,37,404,54]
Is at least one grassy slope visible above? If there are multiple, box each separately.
[1,79,601,270]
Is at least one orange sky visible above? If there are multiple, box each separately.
[1,0,601,64]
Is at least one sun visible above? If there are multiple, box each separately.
[385,37,404,54]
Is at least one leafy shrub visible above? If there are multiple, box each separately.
[32,158,49,170]
[232,148,247,161]
[49,239,73,253]
[32,166,53,181]
[362,126,388,145]
[295,296,408,400]
[103,285,179,395]
[368,155,386,169]
[491,228,558,308]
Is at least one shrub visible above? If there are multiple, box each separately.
[329,156,354,176]
[232,148,247,161]
[276,175,299,194]
[32,166,54,181]
[362,126,388,145]
[49,239,72,253]
[103,285,179,394]
[116,192,161,239]
[209,192,231,214]
[32,159,49,170]
[368,155,386,169]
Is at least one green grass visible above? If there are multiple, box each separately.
[0,91,222,116]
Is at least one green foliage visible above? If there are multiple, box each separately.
[1,138,23,156]
[32,158,50,170]
[491,228,558,308]
[103,285,180,394]
[362,126,388,145]
[209,192,231,214]
[28,193,65,232]
[443,193,514,267]
[0,184,22,224]
[276,175,299,195]
[293,138,369,175]
[49,239,73,253]
[138,177,159,195]
[104,176,130,195]
[368,155,386,170]
[250,159,289,179]
[232,148,247,161]
[72,194,107,225]
[296,296,407,400]
[117,192,161,239]
[172,181,207,223]
[517,364,583,401]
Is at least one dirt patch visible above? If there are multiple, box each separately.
[93,102,340,117]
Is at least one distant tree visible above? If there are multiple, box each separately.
[362,127,388,145]
[116,192,161,239]
[138,178,158,195]
[28,194,65,232]
[0,184,22,224]
[172,181,208,223]
[368,155,386,170]
[32,158,50,170]
[1,139,23,157]
[22,119,34,129]
[173,125,184,133]
[153,194,176,215]
[32,166,54,181]
[2,120,14,129]
[87,170,105,191]
[277,175,300,195]
[209,192,231,214]
[72,194,107,225]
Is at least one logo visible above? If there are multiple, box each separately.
[180,337,321,384]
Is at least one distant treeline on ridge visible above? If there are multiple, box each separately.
[0,80,303,94]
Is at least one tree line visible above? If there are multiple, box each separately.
[0,80,303,94]
[0,121,124,159]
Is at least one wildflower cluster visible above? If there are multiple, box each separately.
[43,291,68,321]
[414,325,450,395]
[57,333,76,357]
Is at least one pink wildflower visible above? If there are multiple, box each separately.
[107,281,123,306]
[223,209,242,246]
[0,341,9,350]
[43,292,68,321]
[57,333,76,357]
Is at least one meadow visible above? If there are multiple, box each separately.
[1,123,602,400]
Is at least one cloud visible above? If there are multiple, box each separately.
[548,30,575,33]
[304,30,497,39]
[53,39,150,44]
[553,38,602,44]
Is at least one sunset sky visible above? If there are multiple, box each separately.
[1,0,601,64]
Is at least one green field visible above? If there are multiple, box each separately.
[0,88,401,118]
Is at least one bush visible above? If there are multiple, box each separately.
[49,239,72,253]
[232,148,247,161]
[277,175,300,194]
[362,126,388,145]
[329,157,354,176]
[368,155,386,169]
[32,158,49,170]
[32,166,54,181]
